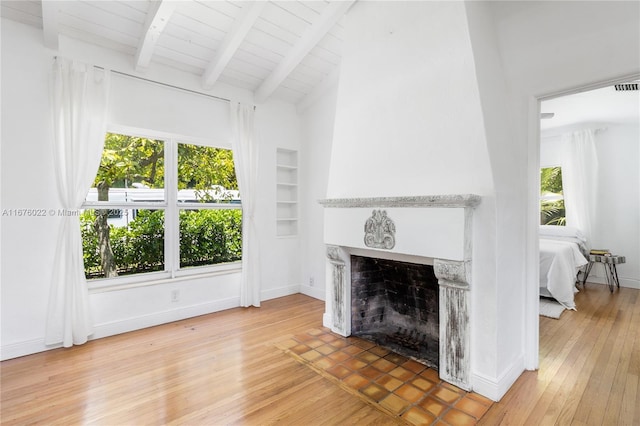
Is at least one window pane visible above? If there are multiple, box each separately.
[86,133,165,203]
[540,167,565,226]
[81,209,165,279]
[179,209,242,268]
[177,143,239,203]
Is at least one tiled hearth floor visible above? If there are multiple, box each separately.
[275,327,493,426]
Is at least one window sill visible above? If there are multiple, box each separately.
[88,263,242,294]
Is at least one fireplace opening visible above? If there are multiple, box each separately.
[351,255,439,369]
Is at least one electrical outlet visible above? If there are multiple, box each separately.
[309,277,315,287]
[171,289,180,303]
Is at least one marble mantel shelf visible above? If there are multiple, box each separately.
[318,194,481,209]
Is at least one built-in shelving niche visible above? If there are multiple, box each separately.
[276,148,298,237]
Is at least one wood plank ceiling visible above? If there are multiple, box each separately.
[1,0,355,105]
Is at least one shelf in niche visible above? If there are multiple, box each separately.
[276,148,298,167]
[276,148,298,237]
[276,219,297,238]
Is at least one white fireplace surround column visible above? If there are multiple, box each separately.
[326,245,350,336]
[434,258,471,390]
[320,194,479,391]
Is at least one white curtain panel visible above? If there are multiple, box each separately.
[561,129,598,248]
[45,58,110,346]
[230,102,261,307]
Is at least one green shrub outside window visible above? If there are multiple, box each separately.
[82,133,241,280]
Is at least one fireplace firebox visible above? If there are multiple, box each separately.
[351,255,439,368]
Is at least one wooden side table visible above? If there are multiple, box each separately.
[582,254,626,292]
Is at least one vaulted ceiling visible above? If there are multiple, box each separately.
[1,0,355,105]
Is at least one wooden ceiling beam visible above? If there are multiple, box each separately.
[202,1,266,90]
[254,0,354,104]
[41,0,59,50]
[134,0,177,72]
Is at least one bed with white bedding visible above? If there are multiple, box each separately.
[539,226,589,310]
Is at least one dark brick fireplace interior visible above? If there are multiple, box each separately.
[351,255,439,369]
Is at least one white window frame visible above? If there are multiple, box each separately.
[84,125,242,291]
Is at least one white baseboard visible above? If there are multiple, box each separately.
[621,279,639,289]
[260,284,300,301]
[2,287,311,361]
[300,284,325,300]
[1,297,241,361]
[472,355,525,402]
[1,338,61,361]
[323,312,331,329]
[585,276,639,289]
[91,297,241,340]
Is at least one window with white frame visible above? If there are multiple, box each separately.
[82,131,242,282]
[540,166,565,226]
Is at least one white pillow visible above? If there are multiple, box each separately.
[539,225,586,243]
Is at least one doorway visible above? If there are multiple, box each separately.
[527,75,640,369]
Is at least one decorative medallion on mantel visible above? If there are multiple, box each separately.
[364,209,396,250]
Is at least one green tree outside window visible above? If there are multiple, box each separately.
[82,133,241,279]
[540,166,565,226]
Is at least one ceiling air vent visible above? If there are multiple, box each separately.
[614,82,638,91]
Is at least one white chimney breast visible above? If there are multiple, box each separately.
[327,1,494,198]
[324,207,466,261]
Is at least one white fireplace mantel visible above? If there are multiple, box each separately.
[320,194,480,390]
[319,194,481,208]
[320,194,478,262]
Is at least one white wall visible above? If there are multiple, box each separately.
[0,19,302,360]
[108,72,231,144]
[1,18,61,358]
[491,1,640,98]
[541,124,640,289]
[298,84,339,301]
[594,125,640,289]
[465,1,526,397]
[255,100,303,299]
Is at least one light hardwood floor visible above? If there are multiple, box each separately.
[1,283,638,425]
[480,282,640,425]
[1,294,399,425]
